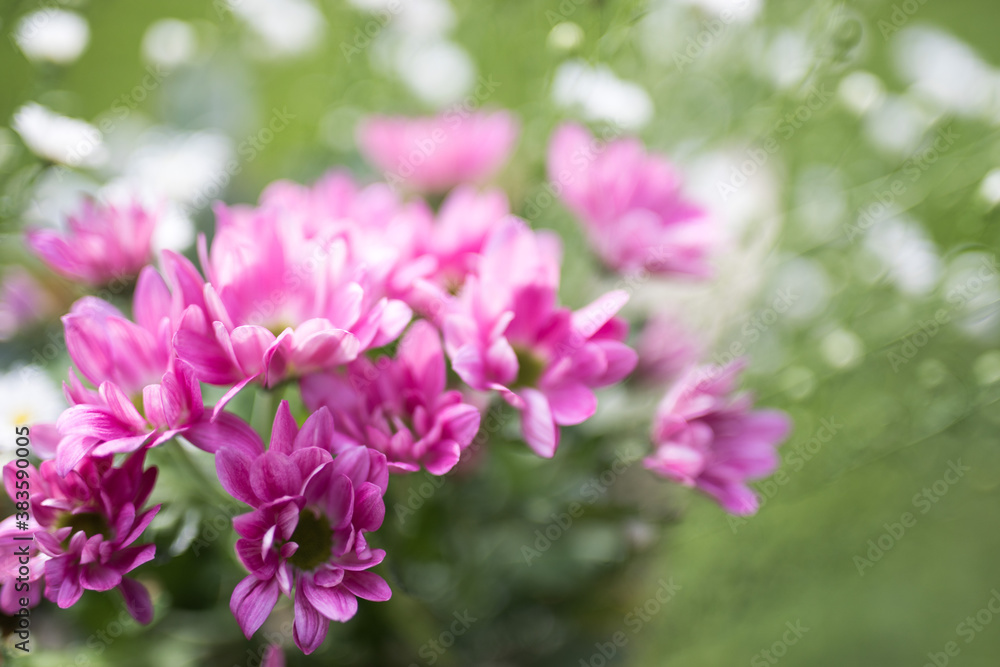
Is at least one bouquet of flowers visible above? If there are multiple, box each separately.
[2,110,790,663]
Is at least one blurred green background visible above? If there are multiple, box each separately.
[2,0,1000,666]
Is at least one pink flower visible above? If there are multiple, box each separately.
[302,320,482,475]
[263,645,285,667]
[26,199,158,286]
[0,516,47,614]
[217,402,391,655]
[358,111,519,192]
[427,187,509,283]
[55,356,265,476]
[55,362,202,475]
[3,451,161,623]
[635,315,703,385]
[547,123,714,277]
[173,190,412,406]
[0,268,59,340]
[62,265,175,397]
[254,171,434,305]
[644,359,791,515]
[443,220,637,457]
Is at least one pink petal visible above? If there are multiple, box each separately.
[269,400,299,455]
[133,266,172,333]
[571,290,629,339]
[544,385,597,426]
[292,328,361,371]
[119,577,155,624]
[231,576,280,638]
[251,451,303,503]
[81,564,122,592]
[294,407,334,451]
[352,482,385,532]
[519,388,559,458]
[186,411,264,456]
[340,571,391,602]
[293,587,331,653]
[216,447,260,505]
[301,579,358,623]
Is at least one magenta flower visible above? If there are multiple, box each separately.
[427,187,509,284]
[55,362,202,474]
[547,123,715,277]
[3,452,161,622]
[357,111,519,192]
[644,359,791,515]
[26,199,158,286]
[302,320,482,475]
[174,194,412,406]
[63,266,175,398]
[635,315,703,385]
[0,268,59,340]
[263,645,285,667]
[0,516,47,614]
[254,171,434,304]
[217,402,391,654]
[443,220,637,457]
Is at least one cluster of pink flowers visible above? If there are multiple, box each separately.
[3,110,790,655]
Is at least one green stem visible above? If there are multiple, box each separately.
[167,442,230,504]
[251,383,287,445]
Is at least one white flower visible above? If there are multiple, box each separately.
[893,27,1000,119]
[12,103,108,168]
[552,60,653,130]
[393,39,475,107]
[14,10,90,64]
[0,367,64,465]
[864,217,941,296]
[228,0,325,58]
[115,129,232,207]
[676,0,762,22]
[142,19,198,69]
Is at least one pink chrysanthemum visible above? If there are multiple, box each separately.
[302,320,481,475]
[443,220,637,457]
[644,359,791,515]
[217,402,391,654]
[3,451,161,622]
[357,111,519,192]
[548,123,715,277]
[26,199,158,286]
